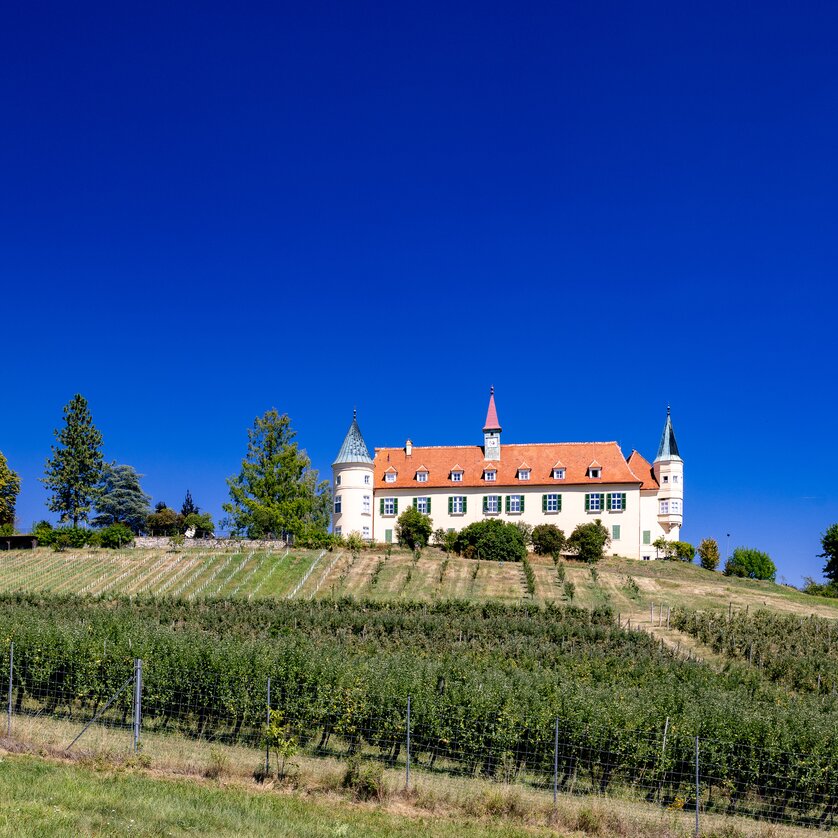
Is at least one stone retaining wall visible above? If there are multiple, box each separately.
[132,536,288,550]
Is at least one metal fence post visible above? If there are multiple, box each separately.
[6,641,13,738]
[133,658,142,752]
[553,717,559,807]
[695,736,700,837]
[406,695,411,790]
[265,676,271,776]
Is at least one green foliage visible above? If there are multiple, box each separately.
[513,521,533,546]
[92,463,151,533]
[555,561,566,583]
[673,541,695,561]
[0,450,21,530]
[531,524,565,556]
[342,755,386,801]
[724,547,777,581]
[169,532,186,550]
[183,512,214,538]
[98,523,135,549]
[623,575,640,600]
[346,531,364,556]
[396,506,433,550]
[698,538,720,571]
[521,556,536,597]
[38,526,93,549]
[146,505,181,536]
[265,709,298,779]
[0,524,13,536]
[563,580,575,602]
[652,538,694,562]
[42,395,104,528]
[801,577,838,599]
[453,519,527,562]
[223,410,331,540]
[180,489,199,518]
[567,519,610,563]
[820,523,838,582]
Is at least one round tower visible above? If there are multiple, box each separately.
[332,411,375,540]
[652,407,683,537]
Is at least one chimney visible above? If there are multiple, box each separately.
[405,439,412,456]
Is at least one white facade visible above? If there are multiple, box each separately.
[333,395,683,560]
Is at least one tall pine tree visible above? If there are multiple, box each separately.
[42,394,104,527]
[93,463,151,532]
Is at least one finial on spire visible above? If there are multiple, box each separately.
[667,405,671,416]
[490,385,494,396]
[353,406,357,421]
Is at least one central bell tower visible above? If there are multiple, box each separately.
[483,386,502,461]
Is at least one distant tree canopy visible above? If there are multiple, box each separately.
[820,523,838,583]
[92,463,151,533]
[531,524,565,557]
[453,519,527,563]
[223,409,331,540]
[567,519,610,563]
[697,537,720,571]
[42,394,104,528]
[396,506,433,550]
[724,547,776,582]
[0,451,21,534]
[180,490,199,518]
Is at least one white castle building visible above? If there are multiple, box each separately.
[332,390,682,560]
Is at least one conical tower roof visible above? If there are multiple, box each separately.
[654,407,681,462]
[483,386,502,432]
[333,411,373,466]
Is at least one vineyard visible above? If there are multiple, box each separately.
[673,607,838,696]
[2,593,838,829]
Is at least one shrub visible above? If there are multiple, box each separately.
[697,537,720,571]
[563,580,576,602]
[522,556,536,597]
[396,506,433,550]
[513,521,533,547]
[567,520,610,563]
[265,709,298,779]
[346,531,364,556]
[532,524,565,556]
[99,523,135,549]
[453,519,527,563]
[802,577,838,599]
[724,547,776,581]
[183,512,214,539]
[342,755,385,801]
[0,524,14,536]
[673,541,695,562]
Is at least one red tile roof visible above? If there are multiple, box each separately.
[374,442,643,488]
[483,389,501,431]
[626,450,659,490]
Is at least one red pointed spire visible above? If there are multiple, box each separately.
[483,386,501,432]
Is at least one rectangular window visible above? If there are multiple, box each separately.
[483,495,501,514]
[506,494,524,514]
[385,473,396,483]
[451,471,463,482]
[382,497,398,516]
[335,526,342,536]
[414,496,431,514]
[385,529,392,543]
[660,500,669,514]
[606,493,626,512]
[588,468,601,479]
[543,493,561,513]
[518,469,530,481]
[671,499,681,513]
[448,495,466,515]
[334,495,342,514]
[417,472,428,483]
[612,525,621,540]
[552,468,565,480]
[336,476,341,486]
[642,530,651,545]
[362,495,370,514]
[585,493,603,512]
[484,470,496,481]
[364,474,371,485]
[672,475,679,484]
[362,526,370,539]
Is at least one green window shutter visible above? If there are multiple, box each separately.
[585,494,590,512]
[520,496,525,513]
[482,496,487,513]
[621,493,627,510]
[557,494,562,512]
[385,529,392,544]
[427,498,432,514]
[643,530,651,545]
[542,494,547,512]
[448,497,453,514]
[505,495,510,513]
[606,493,612,511]
[413,498,417,510]
[394,499,398,514]
[380,498,384,515]
[462,497,467,514]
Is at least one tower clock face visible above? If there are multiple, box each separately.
[487,437,498,449]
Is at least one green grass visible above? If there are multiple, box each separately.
[0,753,544,838]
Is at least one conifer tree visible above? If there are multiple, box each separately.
[92,463,151,532]
[180,489,199,517]
[42,394,104,527]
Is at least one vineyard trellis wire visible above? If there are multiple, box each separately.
[1,641,836,833]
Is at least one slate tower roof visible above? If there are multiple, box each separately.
[654,407,681,462]
[333,411,373,465]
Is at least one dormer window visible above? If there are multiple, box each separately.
[416,471,428,483]
[518,469,531,481]
[552,468,565,480]
[384,469,397,484]
[588,468,601,479]
[484,469,497,482]
[451,471,463,482]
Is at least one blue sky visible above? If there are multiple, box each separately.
[2,1,836,583]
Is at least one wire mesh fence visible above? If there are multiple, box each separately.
[1,641,836,833]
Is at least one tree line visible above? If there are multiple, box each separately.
[0,394,331,546]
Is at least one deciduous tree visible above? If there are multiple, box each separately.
[724,547,776,581]
[820,523,838,582]
[567,519,610,563]
[0,451,21,533]
[697,537,720,571]
[396,506,433,550]
[42,394,104,527]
